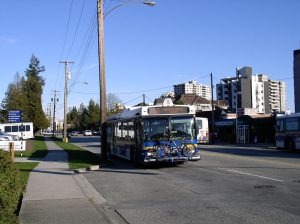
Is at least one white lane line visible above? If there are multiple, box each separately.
[225,169,284,182]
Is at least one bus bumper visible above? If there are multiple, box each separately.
[188,154,201,161]
[144,156,188,163]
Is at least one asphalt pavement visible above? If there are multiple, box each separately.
[17,138,121,224]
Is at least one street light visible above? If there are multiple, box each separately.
[105,0,155,17]
[97,0,155,163]
[68,81,88,94]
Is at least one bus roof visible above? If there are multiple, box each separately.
[108,105,196,121]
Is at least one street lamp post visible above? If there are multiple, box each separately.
[97,0,155,163]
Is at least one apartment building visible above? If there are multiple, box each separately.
[173,80,211,101]
[268,80,286,113]
[217,66,286,114]
[216,66,252,112]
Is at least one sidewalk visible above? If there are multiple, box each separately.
[18,139,115,224]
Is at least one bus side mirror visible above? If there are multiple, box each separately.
[165,127,170,137]
[193,128,196,137]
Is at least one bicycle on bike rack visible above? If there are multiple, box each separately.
[154,137,200,161]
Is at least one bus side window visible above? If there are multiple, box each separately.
[116,122,122,139]
[12,125,18,132]
[4,126,11,132]
[286,118,299,131]
[19,125,25,132]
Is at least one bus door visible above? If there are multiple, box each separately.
[134,119,143,163]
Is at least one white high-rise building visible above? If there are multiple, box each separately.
[173,81,211,101]
[217,67,286,114]
[268,80,286,113]
[251,74,268,114]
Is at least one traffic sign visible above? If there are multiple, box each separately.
[8,110,22,123]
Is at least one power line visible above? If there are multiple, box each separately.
[123,95,143,105]
[60,0,74,61]
[54,0,74,91]
[68,8,97,91]
[65,0,87,59]
[114,85,173,95]
[69,91,99,95]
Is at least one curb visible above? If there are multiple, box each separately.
[74,165,100,174]
[73,160,114,174]
[73,167,128,224]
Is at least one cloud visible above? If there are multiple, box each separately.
[0,36,18,47]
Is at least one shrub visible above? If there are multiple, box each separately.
[0,150,23,224]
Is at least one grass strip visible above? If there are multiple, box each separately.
[15,162,39,189]
[52,138,99,169]
[14,136,48,158]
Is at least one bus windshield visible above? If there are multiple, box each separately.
[170,116,194,139]
[143,118,169,141]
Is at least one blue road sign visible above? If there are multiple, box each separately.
[8,110,22,123]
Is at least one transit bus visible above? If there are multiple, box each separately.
[195,117,209,144]
[107,100,200,165]
[275,113,300,151]
[0,122,34,139]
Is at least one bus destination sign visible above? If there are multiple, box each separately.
[148,106,189,115]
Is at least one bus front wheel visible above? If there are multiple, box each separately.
[285,139,295,151]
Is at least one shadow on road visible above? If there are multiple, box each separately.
[201,145,300,159]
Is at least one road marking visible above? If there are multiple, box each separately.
[200,150,300,168]
[225,169,284,182]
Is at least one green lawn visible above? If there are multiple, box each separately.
[14,162,39,188]
[53,138,99,169]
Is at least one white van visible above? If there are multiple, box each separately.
[195,117,209,144]
[0,122,33,139]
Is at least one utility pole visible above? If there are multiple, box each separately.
[97,0,108,163]
[51,90,59,136]
[60,61,74,142]
[47,103,52,128]
[210,73,214,136]
[143,94,146,105]
[279,81,282,113]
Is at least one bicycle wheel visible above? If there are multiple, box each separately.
[182,144,196,158]
[155,146,165,158]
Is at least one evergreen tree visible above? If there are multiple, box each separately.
[87,99,100,130]
[80,107,90,130]
[67,106,79,130]
[1,73,27,121]
[22,54,48,132]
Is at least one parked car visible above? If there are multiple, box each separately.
[0,131,21,141]
[92,130,100,136]
[71,131,79,136]
[83,130,92,136]
[42,131,53,136]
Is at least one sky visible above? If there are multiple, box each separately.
[1,0,300,119]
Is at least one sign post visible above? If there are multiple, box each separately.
[9,142,14,162]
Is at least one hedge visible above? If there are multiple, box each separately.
[0,150,23,224]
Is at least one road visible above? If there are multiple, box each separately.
[68,135,100,155]
[72,137,300,224]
